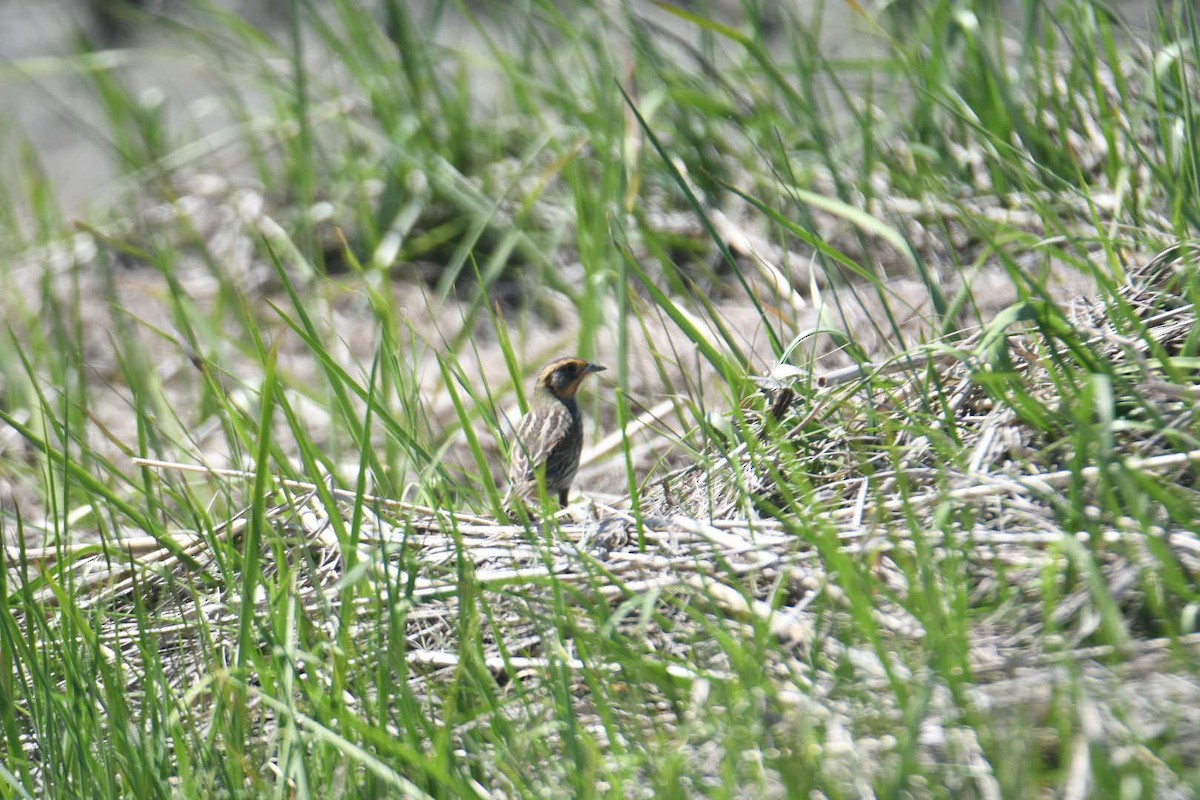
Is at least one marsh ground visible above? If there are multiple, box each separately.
[1,2,1198,797]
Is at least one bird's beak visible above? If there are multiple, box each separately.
[585,363,606,374]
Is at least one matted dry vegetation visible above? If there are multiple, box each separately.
[9,242,1197,795]
[3,1,1200,795]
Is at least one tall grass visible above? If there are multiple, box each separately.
[1,0,1198,796]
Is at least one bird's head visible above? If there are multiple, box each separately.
[535,357,605,400]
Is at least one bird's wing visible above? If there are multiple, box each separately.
[507,403,571,483]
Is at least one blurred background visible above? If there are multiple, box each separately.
[3,0,917,213]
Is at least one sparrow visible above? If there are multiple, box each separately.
[505,357,605,510]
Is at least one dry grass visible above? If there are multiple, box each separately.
[8,244,1196,795]
[3,2,1199,795]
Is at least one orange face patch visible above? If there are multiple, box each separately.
[536,357,605,399]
